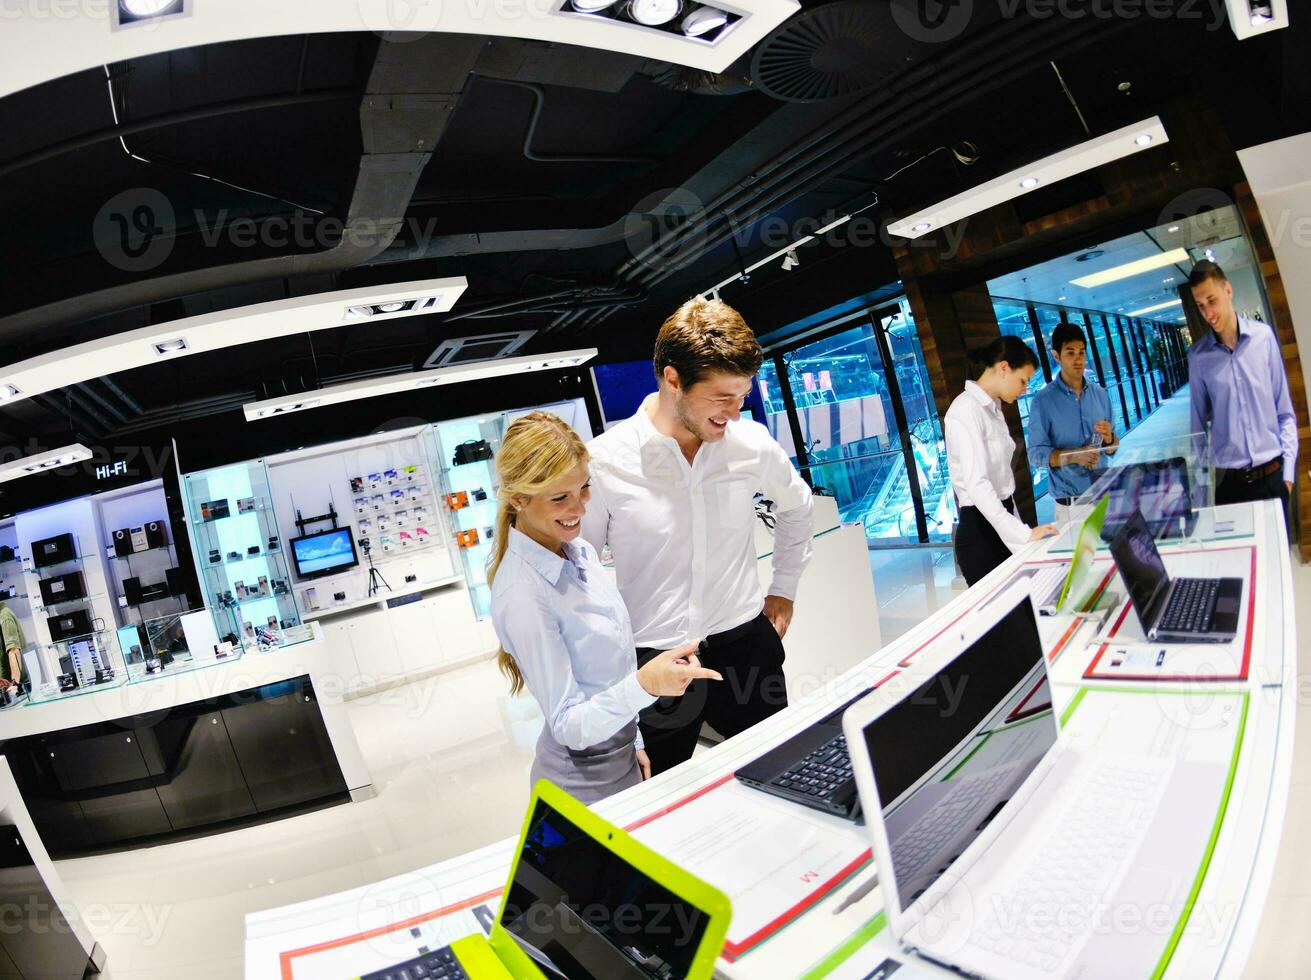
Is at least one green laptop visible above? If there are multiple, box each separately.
[357,779,732,980]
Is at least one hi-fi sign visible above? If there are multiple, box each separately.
[95,460,129,480]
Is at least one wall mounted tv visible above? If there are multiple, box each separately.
[289,527,359,580]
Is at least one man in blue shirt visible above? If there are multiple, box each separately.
[1188,260,1296,519]
[1027,322,1118,525]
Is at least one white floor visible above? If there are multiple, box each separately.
[50,387,1311,978]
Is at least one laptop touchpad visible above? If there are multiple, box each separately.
[1216,597,1239,615]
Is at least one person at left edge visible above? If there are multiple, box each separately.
[0,601,27,697]
[948,335,1059,586]
[488,411,722,804]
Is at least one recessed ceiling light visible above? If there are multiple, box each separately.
[683,6,729,35]
[1127,299,1182,316]
[1070,248,1190,288]
[1134,134,1154,146]
[572,0,619,9]
[0,384,19,401]
[153,337,188,355]
[911,222,932,233]
[0,443,93,484]
[121,0,176,13]
[627,0,683,25]
[1019,177,1040,189]
[374,302,406,313]
[1167,225,1180,233]
[345,306,375,319]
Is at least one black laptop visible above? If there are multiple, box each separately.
[1108,508,1243,644]
[735,689,870,819]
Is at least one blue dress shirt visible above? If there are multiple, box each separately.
[1026,373,1115,499]
[490,528,655,752]
[1188,317,1298,483]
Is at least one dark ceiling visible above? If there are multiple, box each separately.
[0,0,1308,464]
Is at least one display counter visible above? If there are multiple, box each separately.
[244,498,1293,980]
[0,632,372,858]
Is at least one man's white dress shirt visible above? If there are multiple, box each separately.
[582,394,814,649]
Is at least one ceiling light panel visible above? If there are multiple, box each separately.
[1225,0,1288,39]
[1069,248,1190,288]
[1,0,797,100]
[887,117,1169,240]
[1126,299,1183,316]
[0,278,467,408]
[243,348,598,422]
[0,444,94,484]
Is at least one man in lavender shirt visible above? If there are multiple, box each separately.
[1187,259,1297,521]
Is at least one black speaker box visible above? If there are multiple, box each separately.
[31,533,75,569]
[38,571,85,606]
[112,527,134,557]
[144,521,168,549]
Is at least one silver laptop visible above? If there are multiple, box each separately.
[843,585,1236,979]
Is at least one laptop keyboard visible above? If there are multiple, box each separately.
[1029,566,1068,611]
[360,946,469,980]
[773,733,853,799]
[1158,578,1219,633]
[971,759,1166,972]
[891,765,1014,880]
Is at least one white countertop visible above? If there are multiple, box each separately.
[244,500,1295,980]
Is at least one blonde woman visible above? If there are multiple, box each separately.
[488,412,722,803]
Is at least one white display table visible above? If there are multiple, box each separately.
[245,500,1292,980]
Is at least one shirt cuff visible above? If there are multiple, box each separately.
[766,573,800,602]
[1284,457,1296,485]
[620,669,657,716]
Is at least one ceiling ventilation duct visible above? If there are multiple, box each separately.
[422,330,537,369]
[750,0,921,103]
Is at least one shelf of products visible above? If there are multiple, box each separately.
[27,629,127,703]
[182,460,302,650]
[430,416,503,622]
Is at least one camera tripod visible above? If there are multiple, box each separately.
[362,539,391,597]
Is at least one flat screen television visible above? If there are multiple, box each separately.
[289,527,359,580]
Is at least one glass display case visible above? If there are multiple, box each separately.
[430,416,502,621]
[27,628,127,703]
[181,459,303,652]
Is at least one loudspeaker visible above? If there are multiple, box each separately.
[144,521,168,549]
[112,527,134,557]
[165,566,189,599]
[122,576,143,606]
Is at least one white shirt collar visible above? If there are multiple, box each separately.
[506,527,586,586]
[964,380,996,409]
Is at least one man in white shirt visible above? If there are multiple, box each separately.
[582,297,814,775]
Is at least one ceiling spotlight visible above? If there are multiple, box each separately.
[374,302,406,313]
[0,443,93,484]
[571,0,619,9]
[153,337,188,355]
[682,5,729,35]
[116,0,184,25]
[911,222,932,233]
[627,0,683,26]
[1134,133,1154,146]
[1019,176,1040,189]
[1167,224,1180,233]
[781,249,800,272]
[0,384,19,401]
[345,306,375,319]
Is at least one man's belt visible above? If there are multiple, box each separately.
[1218,457,1281,483]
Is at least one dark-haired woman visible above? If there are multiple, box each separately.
[946,336,1058,586]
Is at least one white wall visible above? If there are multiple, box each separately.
[1238,133,1311,480]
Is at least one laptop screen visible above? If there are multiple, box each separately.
[500,798,711,979]
[861,596,1056,912]
[1109,509,1170,624]
[1101,457,1191,538]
